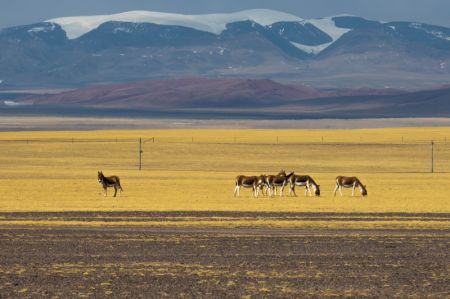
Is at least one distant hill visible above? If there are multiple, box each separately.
[0,10,449,89]
[17,77,450,118]
[21,78,326,108]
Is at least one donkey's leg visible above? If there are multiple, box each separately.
[306,183,312,197]
[292,185,297,197]
[352,182,356,197]
[117,184,122,196]
[289,184,296,197]
[333,184,339,197]
[234,185,239,197]
[280,184,285,197]
[113,186,118,197]
[104,186,107,197]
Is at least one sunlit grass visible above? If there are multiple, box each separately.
[0,128,449,215]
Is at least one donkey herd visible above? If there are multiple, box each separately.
[97,170,367,198]
[234,170,368,198]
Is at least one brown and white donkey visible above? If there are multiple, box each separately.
[267,170,295,197]
[98,171,123,197]
[333,176,367,197]
[289,175,321,197]
[234,174,267,197]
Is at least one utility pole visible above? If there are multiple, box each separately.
[139,137,143,171]
[431,141,434,173]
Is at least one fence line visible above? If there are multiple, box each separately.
[0,137,448,146]
[0,137,446,173]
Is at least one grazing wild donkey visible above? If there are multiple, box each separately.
[267,170,295,197]
[234,174,267,197]
[333,176,367,197]
[289,175,321,197]
[257,175,270,196]
[98,171,123,197]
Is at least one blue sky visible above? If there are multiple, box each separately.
[1,0,449,29]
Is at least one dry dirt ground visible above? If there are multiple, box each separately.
[3,116,450,131]
[0,212,448,298]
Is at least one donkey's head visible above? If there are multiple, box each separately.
[361,185,368,196]
[98,171,104,183]
[277,169,287,176]
[314,185,321,196]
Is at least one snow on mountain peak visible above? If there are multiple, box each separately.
[47,9,304,39]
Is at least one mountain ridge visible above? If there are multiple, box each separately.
[0,9,449,88]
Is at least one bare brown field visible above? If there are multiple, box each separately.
[0,212,449,298]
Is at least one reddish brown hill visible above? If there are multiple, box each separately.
[24,78,326,109]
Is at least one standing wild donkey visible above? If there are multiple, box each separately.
[289,175,320,197]
[333,176,367,197]
[98,171,123,197]
[267,170,295,197]
[234,175,266,197]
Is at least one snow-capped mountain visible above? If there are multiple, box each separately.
[46,9,350,54]
[0,9,450,88]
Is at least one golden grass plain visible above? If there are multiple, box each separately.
[0,127,449,217]
[1,128,449,298]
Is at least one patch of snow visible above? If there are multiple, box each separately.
[0,80,3,84]
[48,9,304,39]
[113,27,132,33]
[440,62,446,70]
[430,30,450,41]
[410,23,450,41]
[389,25,396,31]
[291,41,333,55]
[27,22,56,34]
[409,22,423,29]
[307,17,351,43]
[4,100,30,107]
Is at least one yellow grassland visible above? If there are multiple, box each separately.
[0,128,449,219]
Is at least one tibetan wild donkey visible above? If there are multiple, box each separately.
[289,175,320,197]
[234,175,266,197]
[98,171,123,197]
[267,170,295,197]
[333,176,367,197]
